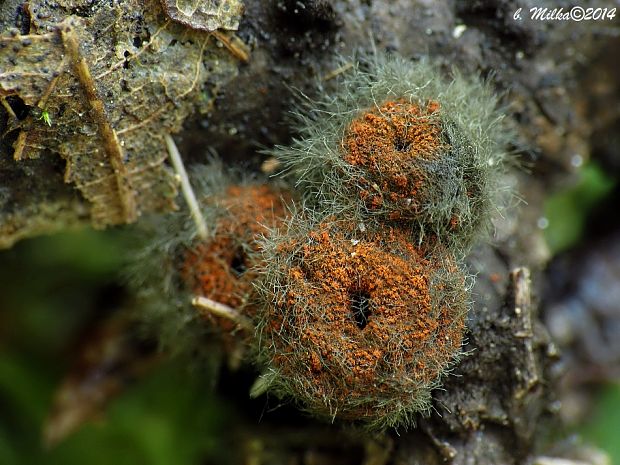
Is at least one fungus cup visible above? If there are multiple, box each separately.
[252,216,471,429]
[126,162,290,358]
[269,54,512,252]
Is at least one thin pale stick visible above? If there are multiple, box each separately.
[164,134,208,240]
[192,296,253,331]
[323,62,353,81]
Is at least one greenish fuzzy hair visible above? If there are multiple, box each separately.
[267,53,514,255]
[123,161,260,362]
[250,211,473,430]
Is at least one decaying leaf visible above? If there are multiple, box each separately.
[43,316,160,447]
[160,0,244,31]
[0,0,242,243]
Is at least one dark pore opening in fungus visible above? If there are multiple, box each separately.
[394,136,411,152]
[350,290,372,330]
[230,247,247,277]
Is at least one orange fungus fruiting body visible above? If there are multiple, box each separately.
[343,99,444,219]
[181,185,289,326]
[254,221,469,428]
[269,54,510,252]
[127,165,293,366]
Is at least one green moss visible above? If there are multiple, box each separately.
[0,355,227,465]
[0,229,229,464]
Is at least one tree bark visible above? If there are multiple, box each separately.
[2,1,619,463]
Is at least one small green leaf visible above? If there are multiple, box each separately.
[39,109,52,126]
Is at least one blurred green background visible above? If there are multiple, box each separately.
[0,161,618,464]
[0,230,234,465]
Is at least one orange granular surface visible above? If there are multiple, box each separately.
[266,222,466,420]
[342,99,444,218]
[181,184,289,331]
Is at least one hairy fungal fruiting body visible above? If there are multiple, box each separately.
[252,218,470,429]
[181,184,290,330]
[127,164,290,357]
[270,54,511,252]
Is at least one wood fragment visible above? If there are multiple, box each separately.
[61,25,138,223]
[211,30,250,63]
[510,267,540,400]
[192,296,253,331]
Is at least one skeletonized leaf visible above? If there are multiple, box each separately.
[0,0,242,235]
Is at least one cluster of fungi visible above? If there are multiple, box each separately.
[178,96,470,428]
[137,55,507,429]
[251,97,471,429]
